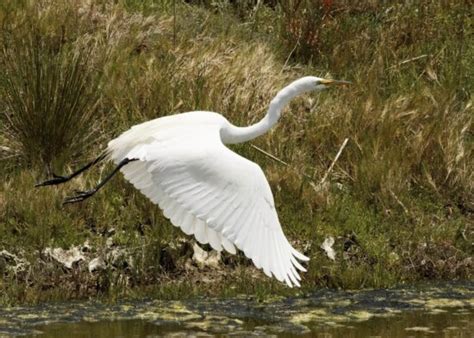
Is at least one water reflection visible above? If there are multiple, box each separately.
[0,282,471,337]
[29,309,474,337]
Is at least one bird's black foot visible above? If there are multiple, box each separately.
[63,189,96,205]
[35,174,70,187]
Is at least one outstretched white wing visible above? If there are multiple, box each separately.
[112,122,308,287]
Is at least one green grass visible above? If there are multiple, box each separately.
[0,0,472,305]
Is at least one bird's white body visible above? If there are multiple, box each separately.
[106,76,345,287]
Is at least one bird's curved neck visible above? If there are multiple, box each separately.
[222,78,314,144]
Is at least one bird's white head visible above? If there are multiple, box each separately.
[296,76,351,93]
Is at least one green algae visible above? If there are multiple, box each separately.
[0,282,471,336]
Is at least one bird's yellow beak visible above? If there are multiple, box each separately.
[320,78,352,87]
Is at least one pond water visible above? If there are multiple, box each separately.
[0,282,472,337]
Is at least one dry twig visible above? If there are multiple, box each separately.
[310,138,349,192]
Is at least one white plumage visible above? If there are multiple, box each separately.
[105,76,350,287]
[107,113,306,287]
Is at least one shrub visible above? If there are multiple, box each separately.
[0,6,101,170]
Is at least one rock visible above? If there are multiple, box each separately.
[106,237,114,248]
[106,248,134,268]
[321,236,336,261]
[105,237,115,248]
[81,240,92,252]
[192,242,221,268]
[192,242,207,266]
[206,251,221,268]
[88,257,106,272]
[0,250,29,274]
[43,246,85,269]
[0,250,19,264]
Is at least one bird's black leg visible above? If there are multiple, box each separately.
[63,158,138,205]
[35,153,107,187]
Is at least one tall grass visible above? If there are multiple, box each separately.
[261,0,473,213]
[0,2,102,169]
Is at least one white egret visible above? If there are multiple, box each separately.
[37,76,350,287]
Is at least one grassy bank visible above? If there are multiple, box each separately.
[0,0,472,305]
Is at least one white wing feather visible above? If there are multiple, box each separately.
[108,113,308,287]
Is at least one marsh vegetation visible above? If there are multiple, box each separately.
[0,0,472,305]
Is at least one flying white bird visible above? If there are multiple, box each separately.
[37,76,350,287]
